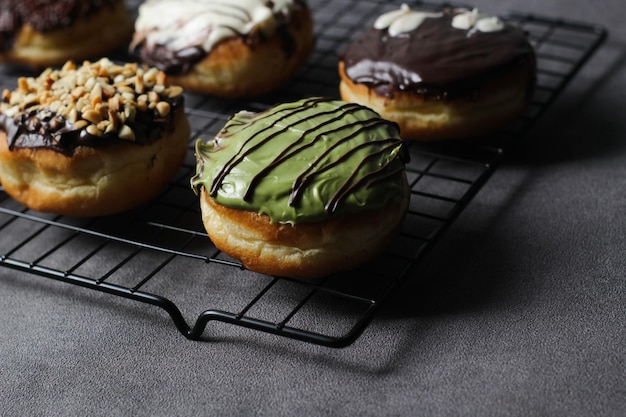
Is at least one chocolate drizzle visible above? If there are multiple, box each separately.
[341,8,535,100]
[240,103,376,204]
[208,98,322,198]
[288,121,394,209]
[325,143,405,213]
[205,97,408,215]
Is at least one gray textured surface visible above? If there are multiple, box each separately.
[2,0,625,416]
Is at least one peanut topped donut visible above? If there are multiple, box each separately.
[130,0,314,98]
[0,0,134,67]
[191,97,410,278]
[0,58,190,217]
[339,6,536,140]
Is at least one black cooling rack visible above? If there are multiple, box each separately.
[0,1,607,347]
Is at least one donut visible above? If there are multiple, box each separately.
[339,6,536,141]
[0,58,190,217]
[130,0,314,98]
[0,0,134,68]
[191,97,410,279]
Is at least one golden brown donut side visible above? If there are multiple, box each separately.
[166,6,314,98]
[1,0,133,68]
[339,61,532,141]
[0,109,189,217]
[199,180,410,279]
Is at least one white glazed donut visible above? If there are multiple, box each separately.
[130,0,314,98]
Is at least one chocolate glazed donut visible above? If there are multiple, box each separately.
[339,6,536,141]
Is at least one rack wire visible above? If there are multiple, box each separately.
[0,1,607,347]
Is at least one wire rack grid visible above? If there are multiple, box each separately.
[0,1,607,347]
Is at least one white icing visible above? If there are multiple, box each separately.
[373,4,411,30]
[133,0,296,53]
[374,4,442,36]
[451,8,505,33]
[451,8,479,30]
[373,5,504,37]
[475,16,505,33]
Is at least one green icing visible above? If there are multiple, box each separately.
[191,97,408,225]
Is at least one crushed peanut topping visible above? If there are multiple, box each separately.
[0,58,184,155]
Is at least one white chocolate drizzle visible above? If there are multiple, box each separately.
[452,8,505,33]
[374,4,504,37]
[374,4,442,36]
[132,0,297,54]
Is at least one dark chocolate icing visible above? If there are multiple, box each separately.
[341,8,535,100]
[0,0,118,52]
[139,45,206,76]
[0,95,184,156]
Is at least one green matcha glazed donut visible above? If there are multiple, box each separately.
[191,97,410,279]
